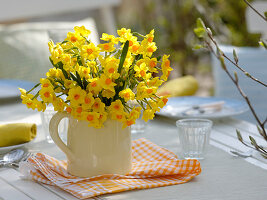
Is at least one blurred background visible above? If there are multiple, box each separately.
[0,0,266,122]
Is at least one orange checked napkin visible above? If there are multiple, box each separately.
[19,138,201,199]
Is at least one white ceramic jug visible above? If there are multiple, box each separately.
[49,112,132,178]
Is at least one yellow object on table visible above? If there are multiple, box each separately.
[0,123,36,147]
[157,75,198,97]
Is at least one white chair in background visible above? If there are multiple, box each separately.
[0,18,99,83]
[212,1,267,123]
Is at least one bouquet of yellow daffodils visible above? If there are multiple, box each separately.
[20,26,172,128]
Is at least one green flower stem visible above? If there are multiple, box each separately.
[132,32,146,38]
[26,83,41,94]
[153,94,161,99]
[137,100,146,110]
[144,98,152,109]
[31,91,39,100]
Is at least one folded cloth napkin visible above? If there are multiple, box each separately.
[157,75,198,97]
[19,138,201,199]
[0,123,36,147]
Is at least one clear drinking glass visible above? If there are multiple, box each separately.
[176,119,212,160]
[40,105,68,143]
[131,109,147,134]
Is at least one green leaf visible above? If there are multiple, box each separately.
[194,27,206,38]
[57,62,69,79]
[49,57,55,67]
[135,54,143,62]
[83,77,88,89]
[75,71,83,88]
[156,56,162,61]
[61,40,69,44]
[118,40,129,74]
[77,56,83,66]
[196,18,205,29]
[70,72,78,83]
[233,49,238,63]
[193,44,204,50]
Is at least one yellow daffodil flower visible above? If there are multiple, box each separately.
[21,27,172,128]
[81,43,100,60]
[74,26,91,37]
[92,98,105,113]
[119,88,135,102]
[161,55,173,81]
[98,42,116,52]
[99,74,116,92]
[67,86,86,106]
[82,92,95,110]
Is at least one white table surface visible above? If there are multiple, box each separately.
[0,102,267,200]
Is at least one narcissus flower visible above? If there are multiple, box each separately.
[20,26,172,128]
[81,43,100,60]
[67,86,86,106]
[119,88,135,102]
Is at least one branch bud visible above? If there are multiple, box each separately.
[234,71,238,82]
[219,56,226,70]
[206,28,213,36]
[233,49,238,63]
[236,129,243,142]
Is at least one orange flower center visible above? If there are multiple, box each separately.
[76,107,82,113]
[147,88,153,94]
[87,49,93,54]
[114,105,120,110]
[149,61,156,68]
[66,107,72,113]
[165,60,170,67]
[84,97,91,104]
[108,68,115,73]
[132,45,139,52]
[87,115,94,121]
[163,98,168,105]
[91,81,97,87]
[104,44,110,50]
[27,102,32,106]
[105,78,112,85]
[94,102,99,109]
[148,37,153,43]
[71,36,77,42]
[129,41,133,46]
[147,47,154,53]
[140,70,146,77]
[124,93,130,98]
[74,94,80,100]
[43,83,49,87]
[126,120,134,126]
[44,92,50,98]
[116,115,123,120]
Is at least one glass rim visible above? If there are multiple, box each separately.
[176,118,213,127]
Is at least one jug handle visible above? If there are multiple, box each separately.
[49,112,75,162]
